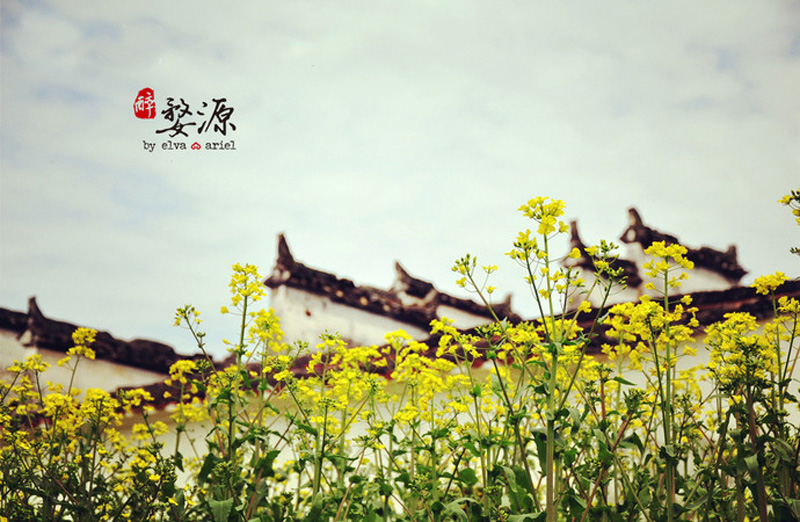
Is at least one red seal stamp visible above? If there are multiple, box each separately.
[133,88,156,119]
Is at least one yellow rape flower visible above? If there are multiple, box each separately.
[751,271,787,295]
[706,312,777,389]
[168,359,198,384]
[228,262,266,307]
[643,241,694,290]
[779,188,800,225]
[778,296,800,314]
[71,327,97,347]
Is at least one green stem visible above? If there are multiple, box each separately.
[546,343,559,522]
[557,281,614,414]
[663,269,675,522]
[746,392,769,522]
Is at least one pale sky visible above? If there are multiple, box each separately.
[2,1,799,356]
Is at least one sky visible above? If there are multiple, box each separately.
[1,1,799,357]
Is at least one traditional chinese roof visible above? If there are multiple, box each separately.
[393,261,519,323]
[620,208,747,282]
[3,235,793,415]
[679,280,800,326]
[578,279,800,351]
[0,297,206,375]
[109,276,800,407]
[566,220,643,288]
[264,234,521,328]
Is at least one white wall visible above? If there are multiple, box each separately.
[0,329,166,394]
[270,286,430,348]
[435,304,497,330]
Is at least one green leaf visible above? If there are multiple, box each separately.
[659,443,678,463]
[508,513,545,522]
[773,438,795,462]
[254,449,281,479]
[789,498,800,518]
[431,427,450,440]
[612,376,636,386]
[378,479,393,497]
[624,432,644,453]
[296,421,319,437]
[744,454,760,477]
[597,439,613,466]
[638,487,652,507]
[498,465,535,513]
[568,407,582,432]
[458,468,478,487]
[198,454,220,484]
[209,498,234,522]
[441,498,477,522]
[173,451,184,472]
[303,500,325,522]
[531,428,548,472]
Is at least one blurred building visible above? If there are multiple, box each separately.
[1,208,797,400]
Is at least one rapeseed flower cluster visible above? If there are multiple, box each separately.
[779,188,800,225]
[226,262,266,308]
[1,331,175,521]
[517,196,569,236]
[603,298,698,367]
[67,326,97,360]
[642,240,694,292]
[706,312,776,391]
[752,271,788,296]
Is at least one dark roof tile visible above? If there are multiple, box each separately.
[3,297,207,375]
[264,234,518,328]
[567,220,643,288]
[619,208,747,282]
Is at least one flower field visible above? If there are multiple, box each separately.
[2,191,800,521]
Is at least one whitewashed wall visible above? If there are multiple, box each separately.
[270,286,430,347]
[0,329,166,394]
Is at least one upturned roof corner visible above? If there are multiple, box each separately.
[619,207,747,283]
[1,297,207,375]
[265,234,518,328]
[276,233,295,268]
[392,261,435,299]
[566,219,643,288]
